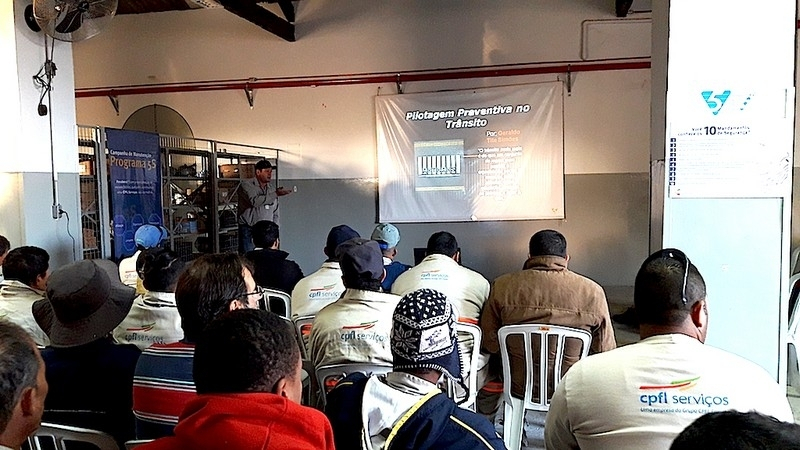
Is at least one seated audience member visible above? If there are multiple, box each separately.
[138,309,335,450]
[370,223,411,291]
[291,224,360,318]
[0,235,9,283]
[132,253,261,439]
[33,259,140,444]
[481,229,616,398]
[114,248,186,350]
[325,289,504,450]
[544,249,794,450]
[670,410,800,450]
[119,224,167,292]
[392,231,490,386]
[246,220,304,295]
[309,238,400,369]
[0,247,50,346]
[0,321,48,450]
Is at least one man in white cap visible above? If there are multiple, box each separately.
[370,223,411,292]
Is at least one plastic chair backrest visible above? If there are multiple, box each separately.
[124,440,153,450]
[786,274,800,386]
[26,422,120,450]
[454,322,482,411]
[792,246,800,275]
[293,314,315,360]
[262,287,291,318]
[498,323,591,450]
[315,362,392,406]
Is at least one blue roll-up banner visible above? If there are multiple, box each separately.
[106,128,162,259]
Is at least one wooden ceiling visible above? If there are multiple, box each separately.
[115,0,297,41]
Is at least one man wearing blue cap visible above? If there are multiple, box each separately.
[370,223,411,292]
[325,288,504,450]
[119,224,168,292]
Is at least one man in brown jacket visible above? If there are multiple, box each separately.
[480,229,616,399]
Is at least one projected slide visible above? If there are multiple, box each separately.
[376,82,564,222]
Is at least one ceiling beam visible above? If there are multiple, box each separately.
[217,0,295,41]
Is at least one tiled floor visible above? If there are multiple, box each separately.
[605,285,800,424]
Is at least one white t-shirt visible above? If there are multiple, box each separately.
[112,291,183,350]
[391,254,489,322]
[291,261,345,318]
[309,288,400,369]
[545,333,794,450]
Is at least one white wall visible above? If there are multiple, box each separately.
[73,1,651,180]
[71,1,655,285]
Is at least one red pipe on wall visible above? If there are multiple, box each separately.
[74,59,651,98]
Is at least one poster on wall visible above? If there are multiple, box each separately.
[107,128,163,259]
[376,82,564,222]
[667,87,794,198]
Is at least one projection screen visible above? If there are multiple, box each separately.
[376,82,564,222]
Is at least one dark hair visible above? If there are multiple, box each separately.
[252,220,279,249]
[176,253,251,342]
[670,410,800,450]
[255,159,273,171]
[342,277,382,292]
[2,246,49,286]
[426,231,458,258]
[0,321,39,434]
[634,249,706,326]
[138,248,186,292]
[193,309,299,395]
[529,230,567,258]
[0,236,9,256]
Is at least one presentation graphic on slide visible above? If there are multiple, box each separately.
[376,82,564,222]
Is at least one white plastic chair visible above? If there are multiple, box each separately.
[293,314,315,360]
[26,422,120,450]
[454,322,482,411]
[786,274,800,386]
[262,287,291,318]
[791,247,800,275]
[315,362,392,406]
[498,324,592,450]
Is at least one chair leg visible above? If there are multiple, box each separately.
[503,400,525,450]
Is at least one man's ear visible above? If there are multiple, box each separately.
[273,376,289,397]
[229,300,245,311]
[690,300,707,329]
[18,387,35,417]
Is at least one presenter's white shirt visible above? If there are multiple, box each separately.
[291,261,345,318]
[113,291,183,350]
[544,333,794,450]
[391,254,489,322]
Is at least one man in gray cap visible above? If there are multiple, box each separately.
[370,223,411,292]
[325,289,504,450]
[309,238,401,369]
[33,259,139,445]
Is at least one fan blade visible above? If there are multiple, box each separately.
[54,4,84,34]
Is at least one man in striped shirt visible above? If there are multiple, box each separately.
[132,253,262,439]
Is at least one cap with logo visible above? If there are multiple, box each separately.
[371,223,400,250]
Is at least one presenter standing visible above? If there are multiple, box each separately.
[238,159,292,254]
